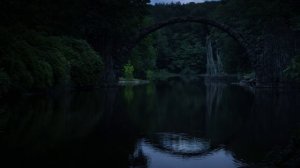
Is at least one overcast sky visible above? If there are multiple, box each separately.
[151,0,217,4]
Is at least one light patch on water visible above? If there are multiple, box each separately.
[140,138,246,168]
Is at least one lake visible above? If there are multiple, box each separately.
[0,79,300,167]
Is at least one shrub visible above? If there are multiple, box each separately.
[61,38,104,86]
[284,55,300,82]
[30,35,71,85]
[146,70,154,80]
[123,62,135,80]
[0,70,10,94]
[0,28,104,92]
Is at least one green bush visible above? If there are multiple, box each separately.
[0,28,104,92]
[146,70,154,80]
[30,35,71,85]
[284,55,300,82]
[123,62,135,80]
[0,33,35,90]
[61,38,104,86]
[0,70,10,94]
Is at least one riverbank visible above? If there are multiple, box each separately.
[118,78,150,86]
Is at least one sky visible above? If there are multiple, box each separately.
[150,0,216,4]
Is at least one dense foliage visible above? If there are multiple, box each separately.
[150,2,217,75]
[285,55,300,82]
[0,0,150,94]
[210,0,300,77]
[123,62,135,80]
[1,0,300,95]
[129,17,157,79]
[0,29,103,94]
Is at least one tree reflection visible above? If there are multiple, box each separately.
[1,80,300,167]
[205,80,225,119]
[129,142,149,168]
[124,86,134,103]
[127,80,300,166]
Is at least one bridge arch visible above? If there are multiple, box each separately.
[123,16,255,67]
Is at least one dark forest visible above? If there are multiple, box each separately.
[0,0,300,167]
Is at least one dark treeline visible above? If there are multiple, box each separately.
[0,0,149,94]
[0,0,300,95]
[151,0,300,82]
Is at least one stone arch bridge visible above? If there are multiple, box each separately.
[110,16,290,86]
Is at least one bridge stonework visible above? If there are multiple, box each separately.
[120,17,292,87]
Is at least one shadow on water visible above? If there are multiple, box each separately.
[0,79,300,167]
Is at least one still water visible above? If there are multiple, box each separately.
[0,79,300,167]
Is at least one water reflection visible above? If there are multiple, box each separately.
[205,80,226,119]
[140,140,244,168]
[146,133,211,157]
[0,80,300,167]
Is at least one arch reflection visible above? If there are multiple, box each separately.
[145,133,212,158]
